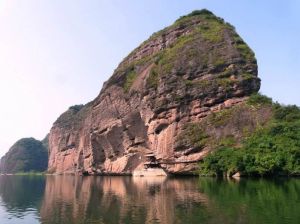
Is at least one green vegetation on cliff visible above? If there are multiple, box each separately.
[117,9,256,94]
[198,94,300,176]
[54,103,92,129]
[124,69,137,92]
[0,137,48,174]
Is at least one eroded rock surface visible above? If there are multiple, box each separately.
[48,10,260,175]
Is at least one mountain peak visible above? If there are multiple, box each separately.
[49,11,260,175]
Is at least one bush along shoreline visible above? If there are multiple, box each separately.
[198,94,300,177]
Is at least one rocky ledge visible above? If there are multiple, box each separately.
[48,10,260,175]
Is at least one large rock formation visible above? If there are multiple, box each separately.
[48,10,260,175]
[0,137,48,173]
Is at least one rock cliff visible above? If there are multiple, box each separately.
[48,10,260,175]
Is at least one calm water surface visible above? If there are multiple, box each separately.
[0,175,299,224]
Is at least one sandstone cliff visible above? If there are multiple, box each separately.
[48,10,260,175]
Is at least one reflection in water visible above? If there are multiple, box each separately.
[0,175,45,223]
[0,175,299,224]
[197,178,300,224]
[40,176,207,224]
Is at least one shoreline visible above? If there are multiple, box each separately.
[1,172,299,178]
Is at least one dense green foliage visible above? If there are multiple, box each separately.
[199,94,300,176]
[0,138,48,174]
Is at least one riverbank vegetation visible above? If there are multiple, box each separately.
[198,94,300,177]
[14,171,45,176]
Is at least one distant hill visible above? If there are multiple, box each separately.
[0,137,48,174]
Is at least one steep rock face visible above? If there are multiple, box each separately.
[48,10,260,175]
[0,137,48,173]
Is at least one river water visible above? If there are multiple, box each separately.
[0,175,299,224]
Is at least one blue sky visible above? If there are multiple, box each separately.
[0,0,299,156]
